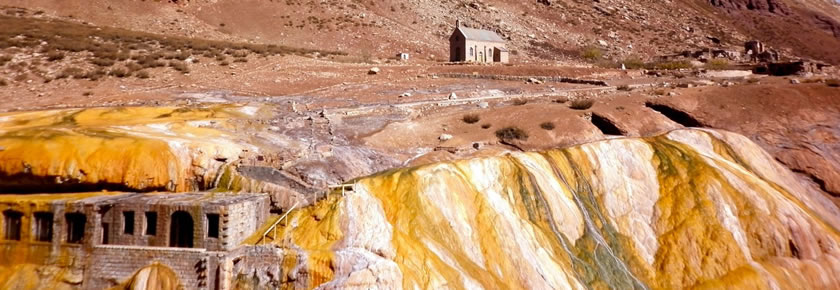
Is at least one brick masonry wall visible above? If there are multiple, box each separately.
[85,245,223,289]
[434,73,610,86]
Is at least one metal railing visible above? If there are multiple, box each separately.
[255,182,358,246]
[258,201,299,245]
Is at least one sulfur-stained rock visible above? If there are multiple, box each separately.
[249,128,840,289]
[0,105,259,192]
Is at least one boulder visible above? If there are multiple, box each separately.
[368,67,380,75]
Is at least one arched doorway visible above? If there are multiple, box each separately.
[170,211,193,248]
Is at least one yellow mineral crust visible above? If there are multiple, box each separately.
[255,129,840,289]
[0,106,259,192]
[112,262,183,290]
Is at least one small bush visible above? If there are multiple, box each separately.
[540,122,555,130]
[705,59,729,70]
[569,99,595,110]
[581,46,603,61]
[169,61,189,73]
[513,99,528,106]
[621,57,646,69]
[495,126,529,141]
[462,114,480,124]
[91,58,116,67]
[827,79,840,87]
[481,123,492,129]
[85,69,106,81]
[109,67,129,78]
[46,51,65,62]
[56,67,85,79]
[135,70,150,79]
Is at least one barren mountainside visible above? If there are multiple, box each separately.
[3,0,840,63]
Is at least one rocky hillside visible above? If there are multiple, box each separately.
[3,0,839,63]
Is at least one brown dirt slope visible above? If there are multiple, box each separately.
[706,0,840,63]
[2,0,839,63]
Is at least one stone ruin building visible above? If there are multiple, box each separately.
[0,192,273,289]
[449,20,510,63]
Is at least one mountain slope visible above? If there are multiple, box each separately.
[4,0,839,63]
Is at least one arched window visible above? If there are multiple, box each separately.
[170,211,194,248]
[469,47,474,56]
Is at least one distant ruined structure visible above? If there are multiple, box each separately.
[449,20,509,63]
[0,192,271,289]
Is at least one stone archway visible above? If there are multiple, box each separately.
[169,211,193,248]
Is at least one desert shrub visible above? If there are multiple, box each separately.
[91,58,115,67]
[827,79,840,87]
[135,70,150,79]
[481,123,492,129]
[581,46,603,61]
[231,50,249,58]
[125,62,143,72]
[569,99,595,110]
[56,67,85,79]
[513,99,528,106]
[84,69,106,80]
[540,122,556,130]
[109,67,129,78]
[46,51,65,61]
[169,61,189,73]
[495,126,529,141]
[705,58,729,70]
[553,96,569,103]
[621,57,646,69]
[462,114,480,124]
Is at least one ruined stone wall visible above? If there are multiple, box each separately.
[435,73,610,86]
[220,197,270,250]
[85,245,222,289]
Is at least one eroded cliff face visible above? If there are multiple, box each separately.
[0,105,260,192]
[252,129,840,289]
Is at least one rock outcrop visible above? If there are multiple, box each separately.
[0,106,258,192]
[245,128,840,289]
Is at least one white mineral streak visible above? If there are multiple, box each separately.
[305,129,840,289]
[579,139,660,264]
